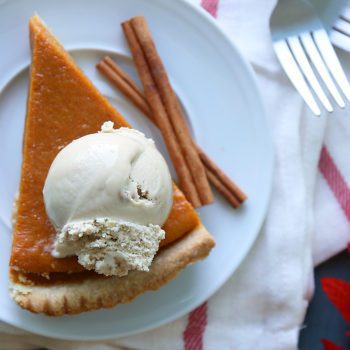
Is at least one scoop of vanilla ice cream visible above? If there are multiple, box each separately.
[44,122,172,228]
[43,121,173,276]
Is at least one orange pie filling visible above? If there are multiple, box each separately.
[10,16,199,279]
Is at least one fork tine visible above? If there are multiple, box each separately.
[313,29,350,101]
[273,40,321,116]
[340,15,350,25]
[300,32,345,108]
[333,26,350,38]
[287,36,333,112]
[332,13,350,39]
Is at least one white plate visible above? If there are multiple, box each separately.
[0,0,273,341]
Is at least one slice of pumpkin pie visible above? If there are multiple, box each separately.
[9,15,215,316]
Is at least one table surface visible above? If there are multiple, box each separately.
[299,251,350,350]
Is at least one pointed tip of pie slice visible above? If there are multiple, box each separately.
[9,224,215,316]
[29,13,43,26]
[29,15,43,48]
[28,14,62,52]
[29,14,46,38]
[29,14,51,31]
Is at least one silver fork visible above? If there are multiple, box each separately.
[270,0,350,116]
[331,2,350,42]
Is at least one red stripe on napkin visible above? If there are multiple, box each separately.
[319,149,350,350]
[319,146,350,222]
[321,278,350,323]
[321,339,346,350]
[183,302,208,350]
[201,0,219,18]
[183,2,218,349]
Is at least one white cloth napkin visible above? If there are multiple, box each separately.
[1,0,350,349]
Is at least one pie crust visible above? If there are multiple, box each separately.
[10,224,214,316]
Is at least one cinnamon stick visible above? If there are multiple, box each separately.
[97,57,150,117]
[197,147,247,203]
[127,16,213,206]
[96,56,247,208]
[97,58,154,122]
[122,20,201,208]
[206,169,241,208]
